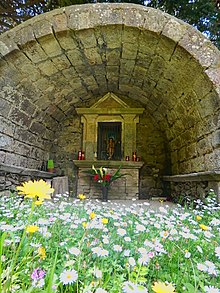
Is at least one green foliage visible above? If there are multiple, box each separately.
[0,190,219,291]
[146,0,220,48]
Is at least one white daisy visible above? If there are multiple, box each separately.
[32,279,45,288]
[136,224,145,232]
[128,257,136,267]
[68,247,81,256]
[215,246,220,259]
[138,254,150,265]
[94,268,102,279]
[117,228,126,236]
[124,236,131,242]
[204,285,220,293]
[122,281,148,292]
[113,245,122,252]
[184,251,191,258]
[59,269,78,285]
[197,263,208,272]
[124,249,130,256]
[196,245,203,253]
[95,288,108,293]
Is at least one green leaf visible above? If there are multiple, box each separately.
[184,282,195,293]
[46,247,58,293]
[139,267,149,276]
[103,273,111,286]
[137,276,148,283]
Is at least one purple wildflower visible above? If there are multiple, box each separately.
[31,268,46,281]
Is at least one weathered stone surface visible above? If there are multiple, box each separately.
[0,163,54,193]
[0,38,18,56]
[33,19,53,39]
[11,25,35,47]
[52,12,68,34]
[9,108,32,127]
[22,41,48,64]
[0,151,6,163]
[0,135,13,151]
[20,98,36,116]
[212,130,220,148]
[38,35,62,58]
[0,3,220,199]
[0,98,12,118]
[162,18,188,43]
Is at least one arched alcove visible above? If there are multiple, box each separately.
[0,3,220,199]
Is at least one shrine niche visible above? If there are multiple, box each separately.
[74,92,145,200]
[76,92,144,161]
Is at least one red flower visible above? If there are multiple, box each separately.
[104,174,111,182]
[94,174,99,181]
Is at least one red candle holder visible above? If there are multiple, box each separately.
[78,151,82,160]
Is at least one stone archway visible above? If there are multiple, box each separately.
[0,3,220,199]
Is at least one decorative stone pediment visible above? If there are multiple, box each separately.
[76,92,144,115]
[91,92,129,109]
[76,92,144,160]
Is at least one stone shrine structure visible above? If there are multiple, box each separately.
[74,92,144,199]
[0,4,220,201]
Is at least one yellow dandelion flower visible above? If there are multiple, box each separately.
[101,218,108,224]
[38,246,46,260]
[35,200,44,206]
[199,224,209,231]
[82,222,87,228]
[78,194,86,200]
[17,180,54,200]
[26,225,39,233]
[196,215,202,221]
[90,212,96,219]
[152,281,176,293]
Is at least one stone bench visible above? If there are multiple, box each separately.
[0,163,70,198]
[163,171,220,202]
[0,163,55,196]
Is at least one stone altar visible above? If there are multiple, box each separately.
[73,160,143,200]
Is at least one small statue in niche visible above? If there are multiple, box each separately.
[107,137,115,160]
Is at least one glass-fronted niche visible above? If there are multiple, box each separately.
[97,122,122,160]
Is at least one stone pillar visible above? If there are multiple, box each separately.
[81,115,98,160]
[122,114,139,159]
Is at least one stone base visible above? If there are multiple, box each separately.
[74,160,143,200]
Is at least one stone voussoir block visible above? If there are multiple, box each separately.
[142,8,169,33]
[0,36,19,57]
[51,12,68,34]
[162,17,189,43]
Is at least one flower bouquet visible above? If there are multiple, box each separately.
[84,165,129,201]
